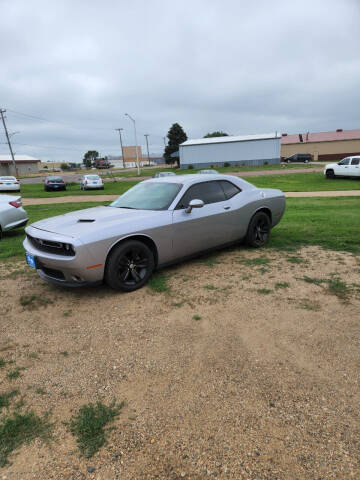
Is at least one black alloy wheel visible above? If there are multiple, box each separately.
[105,240,155,291]
[326,169,335,179]
[246,211,271,248]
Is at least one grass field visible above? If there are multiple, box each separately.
[17,172,360,199]
[1,197,359,261]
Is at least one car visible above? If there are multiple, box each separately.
[283,153,312,163]
[0,195,28,240]
[23,174,285,291]
[44,176,66,191]
[80,174,104,190]
[324,156,360,179]
[153,171,177,178]
[198,169,219,174]
[0,176,20,192]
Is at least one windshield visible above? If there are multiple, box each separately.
[110,181,182,210]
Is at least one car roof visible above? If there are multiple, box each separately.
[146,173,254,190]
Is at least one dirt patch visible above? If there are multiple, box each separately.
[0,246,359,479]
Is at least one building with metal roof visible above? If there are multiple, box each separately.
[179,133,281,169]
[0,154,41,176]
[281,128,360,162]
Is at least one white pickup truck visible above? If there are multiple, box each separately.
[324,156,360,178]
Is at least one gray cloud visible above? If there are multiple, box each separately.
[1,0,359,162]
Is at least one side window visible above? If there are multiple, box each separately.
[176,181,226,209]
[219,180,241,199]
[351,158,359,165]
[339,158,350,165]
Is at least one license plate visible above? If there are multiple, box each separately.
[6,183,11,185]
[25,252,36,269]
[92,182,97,184]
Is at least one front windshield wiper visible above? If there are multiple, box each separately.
[116,206,137,209]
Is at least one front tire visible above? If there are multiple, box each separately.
[105,240,155,292]
[326,169,335,179]
[246,212,271,248]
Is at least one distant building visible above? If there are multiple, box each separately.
[281,128,360,161]
[179,133,281,169]
[108,146,159,168]
[0,154,41,176]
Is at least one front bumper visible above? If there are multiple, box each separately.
[23,227,105,287]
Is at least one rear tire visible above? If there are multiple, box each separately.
[245,212,271,248]
[105,240,155,292]
[326,169,335,179]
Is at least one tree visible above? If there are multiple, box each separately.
[83,150,99,168]
[203,131,229,138]
[164,123,187,166]
[60,163,70,170]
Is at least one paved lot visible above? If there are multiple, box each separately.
[0,246,359,479]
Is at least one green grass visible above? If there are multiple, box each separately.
[0,411,53,466]
[19,180,137,198]
[236,257,271,266]
[0,390,19,410]
[327,277,350,301]
[19,294,53,309]
[266,197,360,254]
[1,197,359,265]
[0,357,5,368]
[67,400,123,458]
[193,314,202,321]
[148,272,170,292]
[257,288,273,295]
[6,367,24,380]
[250,172,360,192]
[274,282,290,290]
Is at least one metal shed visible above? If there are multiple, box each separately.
[179,133,281,169]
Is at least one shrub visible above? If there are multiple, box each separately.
[188,164,194,169]
[223,162,230,167]
[264,161,269,166]
[60,163,70,170]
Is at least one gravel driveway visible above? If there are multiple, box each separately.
[0,246,359,479]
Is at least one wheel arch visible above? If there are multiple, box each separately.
[253,206,272,224]
[105,234,159,270]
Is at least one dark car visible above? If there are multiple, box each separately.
[44,176,66,191]
[283,153,313,163]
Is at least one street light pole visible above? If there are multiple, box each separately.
[125,113,140,176]
[144,134,150,166]
[115,128,125,168]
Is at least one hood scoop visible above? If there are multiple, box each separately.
[77,218,95,223]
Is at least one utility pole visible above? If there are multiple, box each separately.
[115,128,125,168]
[144,134,150,166]
[125,113,140,175]
[0,109,18,177]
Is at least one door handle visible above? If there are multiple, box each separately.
[223,206,230,210]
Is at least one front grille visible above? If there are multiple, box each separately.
[26,234,75,256]
[41,266,65,280]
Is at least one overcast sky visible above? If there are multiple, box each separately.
[1,0,359,162]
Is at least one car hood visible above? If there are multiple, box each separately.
[325,163,338,168]
[29,206,163,238]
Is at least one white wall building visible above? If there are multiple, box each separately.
[0,154,41,175]
[179,133,281,169]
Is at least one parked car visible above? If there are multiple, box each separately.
[80,174,104,190]
[0,195,28,240]
[23,174,285,291]
[198,169,219,174]
[283,153,312,163]
[324,156,360,178]
[153,171,177,178]
[44,176,66,191]
[0,176,20,192]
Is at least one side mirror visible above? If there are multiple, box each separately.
[186,198,204,214]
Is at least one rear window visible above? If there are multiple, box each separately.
[47,177,63,181]
[87,175,100,180]
[0,177,15,181]
[219,180,241,199]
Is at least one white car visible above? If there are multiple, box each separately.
[0,195,28,239]
[80,174,104,190]
[0,176,20,192]
[324,156,360,178]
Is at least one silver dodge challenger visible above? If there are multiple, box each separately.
[23,174,285,291]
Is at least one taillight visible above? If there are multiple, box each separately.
[101,179,104,184]
[61,180,65,184]
[14,181,19,184]
[46,180,49,184]
[85,180,88,185]
[9,201,22,208]
[0,182,3,184]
